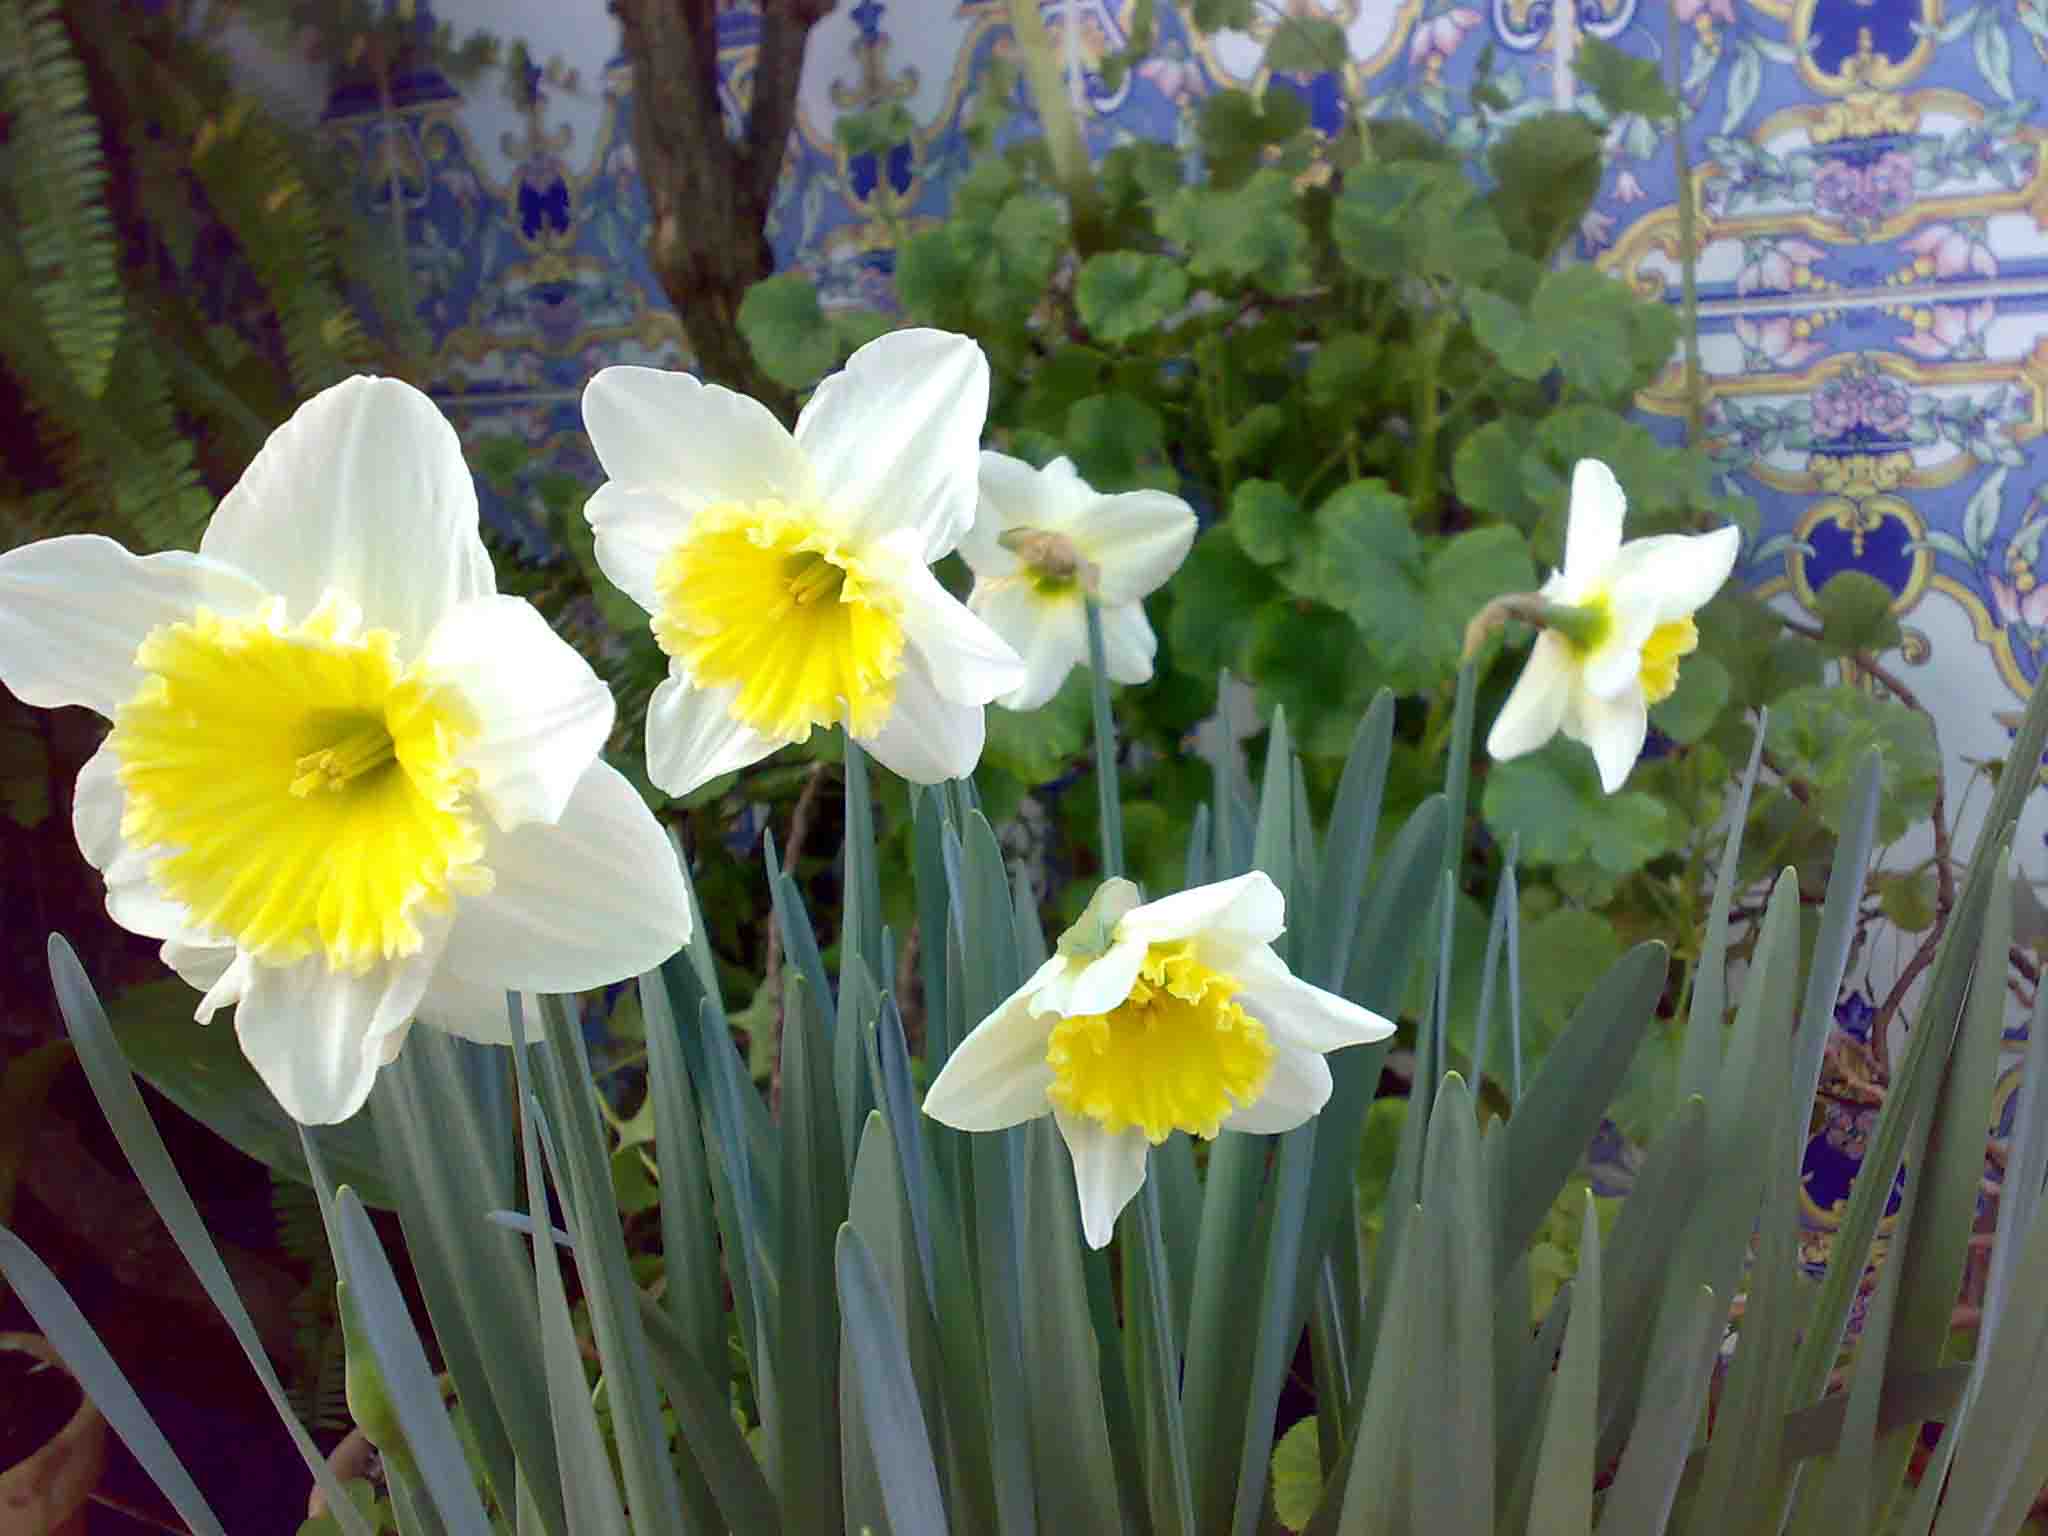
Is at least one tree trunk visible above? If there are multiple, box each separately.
[609,0,834,419]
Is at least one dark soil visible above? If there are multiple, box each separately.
[0,1347,83,1474]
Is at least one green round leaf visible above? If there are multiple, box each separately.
[1075,251,1189,344]
[737,274,837,390]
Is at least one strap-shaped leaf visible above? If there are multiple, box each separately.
[43,937,375,1536]
[0,1223,224,1535]
[840,1224,951,1533]
[1496,941,1668,1262]
[1524,1196,1602,1534]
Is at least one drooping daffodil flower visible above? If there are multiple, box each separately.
[1484,459,1741,793]
[958,452,1197,711]
[0,377,692,1124]
[922,872,1395,1248]
[581,329,1027,796]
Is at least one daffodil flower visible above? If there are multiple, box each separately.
[959,452,1196,711]
[1486,459,1741,793]
[0,377,692,1124]
[921,873,1395,1247]
[581,330,1026,796]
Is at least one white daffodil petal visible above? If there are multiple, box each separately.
[1054,1108,1150,1250]
[202,377,493,640]
[1608,526,1743,624]
[412,971,544,1048]
[1063,938,1150,1018]
[584,483,690,614]
[1224,1047,1333,1133]
[0,535,266,717]
[1580,597,1664,699]
[861,665,987,784]
[644,672,786,798]
[235,948,438,1124]
[883,536,1028,705]
[440,762,691,993]
[1562,459,1626,581]
[1118,870,1287,949]
[581,365,812,506]
[1486,629,1575,763]
[959,451,1047,578]
[1082,491,1197,604]
[422,595,614,830]
[1096,601,1158,686]
[193,952,254,1024]
[1228,946,1398,1053]
[922,989,1057,1131]
[73,744,188,942]
[1568,684,1649,794]
[794,329,989,559]
[161,936,237,994]
[974,583,1087,712]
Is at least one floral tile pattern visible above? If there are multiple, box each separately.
[308,0,2048,1257]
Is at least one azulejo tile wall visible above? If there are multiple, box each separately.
[313,0,2046,1252]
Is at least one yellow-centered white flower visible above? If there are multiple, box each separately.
[0,378,692,1124]
[1487,459,1741,793]
[959,452,1196,711]
[921,873,1394,1248]
[581,330,1026,795]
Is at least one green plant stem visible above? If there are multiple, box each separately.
[1669,7,1703,445]
[1086,598,1125,881]
[1005,0,1103,254]
[1410,307,1452,529]
[1200,331,1236,508]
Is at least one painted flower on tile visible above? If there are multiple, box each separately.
[1992,570,2048,633]
[582,329,1026,796]
[1900,222,1996,281]
[1409,6,1481,75]
[1898,298,1996,361]
[1811,368,1914,441]
[0,378,693,1124]
[1735,314,1826,371]
[921,873,1395,1248]
[1736,236,1830,296]
[1815,151,1917,229]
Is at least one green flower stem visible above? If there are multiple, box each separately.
[1410,307,1452,529]
[1130,1162,1195,1535]
[1085,598,1125,880]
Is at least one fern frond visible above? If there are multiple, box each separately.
[271,1170,350,1433]
[0,0,123,399]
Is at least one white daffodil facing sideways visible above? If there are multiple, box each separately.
[1485,459,1741,793]
[922,872,1395,1247]
[580,329,1027,796]
[959,452,1196,711]
[0,378,693,1124]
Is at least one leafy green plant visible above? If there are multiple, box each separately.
[732,31,1946,1132]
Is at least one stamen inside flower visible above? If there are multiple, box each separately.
[1044,941,1275,1142]
[110,594,491,973]
[654,500,906,742]
[1638,617,1699,704]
